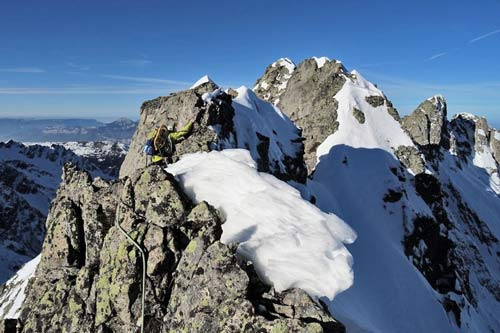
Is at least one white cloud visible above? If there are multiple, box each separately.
[100,74,190,85]
[66,62,91,71]
[427,52,447,61]
[0,86,171,95]
[0,68,46,73]
[119,59,152,66]
[469,28,500,43]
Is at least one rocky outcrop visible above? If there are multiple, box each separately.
[492,129,500,165]
[449,113,500,170]
[15,164,341,333]
[255,58,347,172]
[401,96,449,148]
[120,81,220,178]
[253,58,296,105]
[365,95,385,108]
[352,107,365,124]
[120,82,307,183]
[0,141,117,284]
[394,146,425,174]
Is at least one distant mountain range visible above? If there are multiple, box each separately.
[0,118,137,142]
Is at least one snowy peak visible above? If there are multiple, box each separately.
[272,57,296,73]
[256,56,407,172]
[252,58,296,105]
[428,95,446,110]
[190,74,217,89]
[229,86,306,180]
[315,69,414,161]
[312,56,331,68]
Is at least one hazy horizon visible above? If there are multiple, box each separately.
[1,0,499,126]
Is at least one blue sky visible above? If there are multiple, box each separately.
[1,0,500,126]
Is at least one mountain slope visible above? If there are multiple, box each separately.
[254,57,500,332]
[0,141,118,284]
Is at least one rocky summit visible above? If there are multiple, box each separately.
[1,56,500,333]
[7,163,341,333]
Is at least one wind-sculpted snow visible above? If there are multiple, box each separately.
[228,86,305,179]
[167,149,356,300]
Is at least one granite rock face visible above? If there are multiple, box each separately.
[14,164,342,333]
[254,58,347,172]
[120,82,222,179]
[253,58,296,105]
[119,82,307,183]
[401,96,449,148]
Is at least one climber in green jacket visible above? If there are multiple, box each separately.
[143,119,194,165]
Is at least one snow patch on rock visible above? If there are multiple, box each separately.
[316,70,415,162]
[190,75,216,89]
[313,56,331,69]
[271,57,296,74]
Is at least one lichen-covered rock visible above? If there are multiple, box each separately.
[401,96,449,147]
[18,164,121,333]
[395,146,426,174]
[258,58,347,172]
[352,107,365,124]
[384,97,400,121]
[0,141,118,284]
[365,95,385,108]
[119,82,307,183]
[16,164,342,333]
[119,82,223,179]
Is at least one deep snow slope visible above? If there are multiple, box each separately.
[254,57,500,332]
[0,141,115,284]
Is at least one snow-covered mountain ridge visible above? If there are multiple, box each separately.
[1,56,499,333]
[254,57,500,332]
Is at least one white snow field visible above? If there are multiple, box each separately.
[167,149,357,300]
[316,70,415,162]
[0,255,40,319]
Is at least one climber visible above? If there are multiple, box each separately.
[143,118,195,166]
